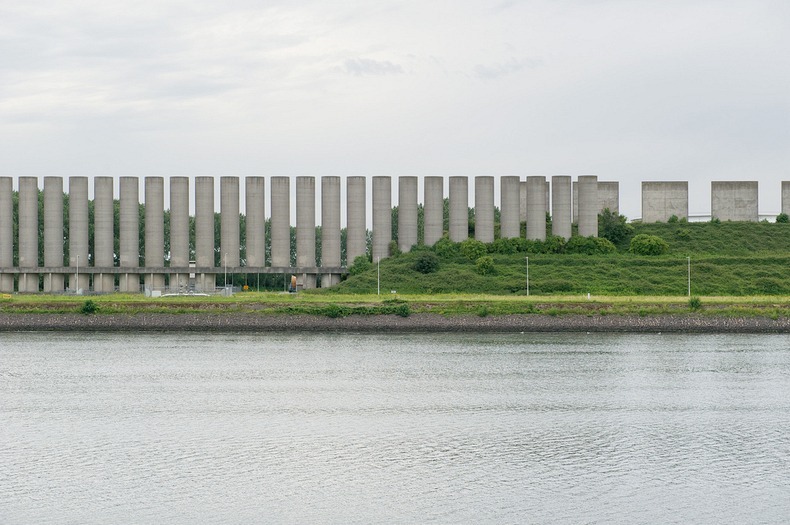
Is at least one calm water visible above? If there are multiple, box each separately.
[1,331,789,524]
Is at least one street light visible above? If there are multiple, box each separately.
[224,253,228,289]
[76,255,79,295]
[377,256,380,296]
[526,256,530,296]
[687,256,691,297]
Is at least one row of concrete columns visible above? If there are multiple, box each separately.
[0,175,602,293]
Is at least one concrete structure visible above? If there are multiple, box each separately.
[0,178,13,292]
[270,177,291,267]
[145,177,165,291]
[423,177,444,246]
[449,176,468,242]
[245,177,265,270]
[545,181,551,213]
[599,182,619,214]
[296,177,316,289]
[220,177,240,283]
[551,176,572,240]
[641,182,688,222]
[69,177,89,292]
[577,176,599,237]
[526,176,547,241]
[18,177,39,292]
[398,176,418,252]
[43,177,64,292]
[372,176,391,261]
[119,177,140,293]
[783,182,790,216]
[93,177,114,292]
[475,176,494,243]
[321,177,341,286]
[195,176,215,291]
[500,176,521,239]
[346,177,366,265]
[170,177,189,291]
[711,181,758,222]
[520,181,527,223]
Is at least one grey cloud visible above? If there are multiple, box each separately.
[344,58,403,76]
[473,58,542,79]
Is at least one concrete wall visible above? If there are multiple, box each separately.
[296,177,316,288]
[641,182,688,222]
[145,177,165,290]
[500,176,520,239]
[599,181,619,214]
[551,176,572,240]
[577,176,599,237]
[119,177,139,293]
[527,176,547,241]
[423,176,444,246]
[245,177,265,269]
[270,177,290,267]
[69,177,89,292]
[321,176,341,286]
[782,181,790,216]
[93,177,114,292]
[520,181,527,223]
[170,177,190,291]
[398,176,418,252]
[220,176,240,272]
[346,177,366,265]
[195,176,215,291]
[0,178,14,292]
[711,181,758,222]
[372,176,391,261]
[18,177,39,292]
[449,176,468,242]
[43,177,64,292]
[475,176,494,243]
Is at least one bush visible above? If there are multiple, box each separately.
[668,215,679,223]
[460,239,487,261]
[629,234,670,255]
[324,304,345,318]
[475,256,495,275]
[477,305,489,317]
[80,300,99,315]
[777,213,789,223]
[394,303,410,317]
[674,228,691,240]
[538,279,574,293]
[348,255,372,275]
[388,240,401,257]
[412,252,440,274]
[490,238,518,255]
[565,236,617,255]
[433,237,459,258]
[756,277,783,294]
[689,296,702,311]
[541,235,567,254]
[598,208,634,244]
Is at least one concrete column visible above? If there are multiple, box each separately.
[119,177,139,292]
[545,181,551,213]
[499,176,520,239]
[572,181,578,223]
[551,176,572,240]
[423,177,443,246]
[18,177,39,292]
[270,177,291,268]
[372,176,391,261]
[220,176,240,288]
[449,176,468,242]
[43,177,64,292]
[93,177,114,292]
[68,177,89,292]
[783,181,790,216]
[169,177,189,291]
[195,177,215,291]
[246,177,266,270]
[520,181,527,223]
[321,176,341,286]
[144,177,165,291]
[398,176,418,252]
[711,181,758,222]
[641,182,688,222]
[527,176,547,241]
[296,177,316,289]
[346,176,367,265]
[475,176,494,243]
[0,177,13,292]
[599,181,619,214]
[577,176,599,237]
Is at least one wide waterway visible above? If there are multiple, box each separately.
[2,332,789,524]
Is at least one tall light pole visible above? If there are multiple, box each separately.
[377,256,380,296]
[76,255,79,295]
[224,253,228,289]
[687,256,691,297]
[526,256,530,296]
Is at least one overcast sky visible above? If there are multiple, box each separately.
[1,0,788,219]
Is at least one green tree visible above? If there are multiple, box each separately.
[629,234,669,255]
[598,208,633,245]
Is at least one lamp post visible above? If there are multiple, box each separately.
[526,256,530,297]
[224,253,228,289]
[687,256,691,297]
[377,256,380,296]
[76,255,79,295]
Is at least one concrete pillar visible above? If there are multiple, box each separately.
[144,177,165,291]
[398,176,418,252]
[195,176,215,291]
[68,177,89,292]
[711,181,758,222]
[93,177,114,292]
[346,176,367,265]
[475,176,494,243]
[220,176,240,288]
[527,176,547,241]
[499,176,520,239]
[246,176,266,271]
[577,176,599,237]
[270,177,291,268]
[43,177,64,292]
[572,181,578,223]
[321,176,341,286]
[169,177,189,291]
[545,181,551,213]
[423,177,444,246]
[520,181,527,223]
[0,177,13,292]
[449,176,468,242]
[119,177,139,293]
[641,182,688,222]
[296,177,316,289]
[783,181,790,216]
[599,181,619,214]
[18,177,39,292]
[372,176,391,261]
[551,176,572,240]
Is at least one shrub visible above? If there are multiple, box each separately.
[324,304,345,318]
[80,300,99,315]
[490,238,518,255]
[412,252,440,274]
[629,234,669,255]
[388,240,401,257]
[394,303,410,317]
[538,279,574,293]
[674,228,691,240]
[565,236,617,255]
[689,296,702,311]
[710,217,721,224]
[433,237,459,258]
[777,213,789,223]
[598,208,634,244]
[460,239,487,261]
[668,215,679,223]
[756,277,783,295]
[477,305,489,317]
[475,256,495,275]
[348,255,372,275]
[541,235,567,254]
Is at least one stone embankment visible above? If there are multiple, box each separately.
[0,313,789,333]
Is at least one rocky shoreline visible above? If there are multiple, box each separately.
[1,312,789,333]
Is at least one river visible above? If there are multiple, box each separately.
[2,332,789,524]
